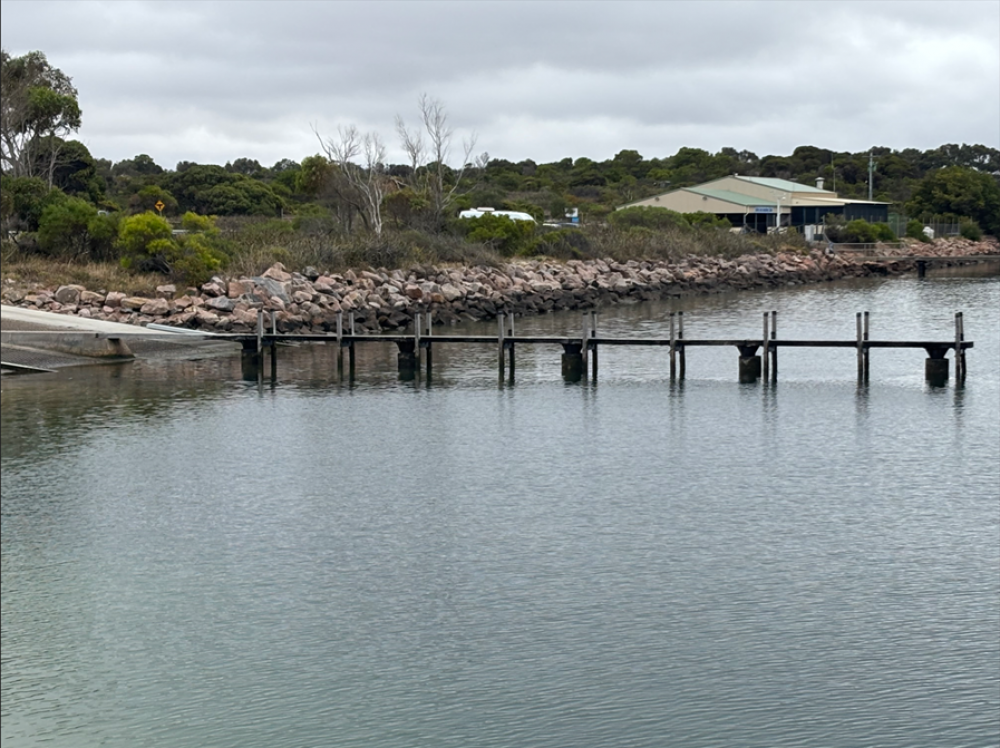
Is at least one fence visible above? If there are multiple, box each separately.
[887,214,961,239]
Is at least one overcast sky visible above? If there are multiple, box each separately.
[3,0,998,170]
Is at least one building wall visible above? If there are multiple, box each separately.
[627,190,748,215]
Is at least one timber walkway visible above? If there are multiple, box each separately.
[3,308,973,385]
[186,309,971,385]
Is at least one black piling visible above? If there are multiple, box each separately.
[562,342,584,382]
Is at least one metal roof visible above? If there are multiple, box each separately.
[732,176,830,193]
[686,187,774,207]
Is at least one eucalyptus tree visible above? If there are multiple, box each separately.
[316,125,388,236]
[396,94,483,231]
[1,49,82,186]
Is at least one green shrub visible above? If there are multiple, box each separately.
[905,218,932,242]
[827,217,896,243]
[37,197,98,258]
[687,211,732,229]
[959,220,983,241]
[118,211,227,284]
[609,206,690,231]
[459,213,537,256]
[532,227,592,259]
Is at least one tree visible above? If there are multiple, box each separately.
[908,166,1000,236]
[163,164,283,216]
[127,184,178,215]
[36,196,98,258]
[396,94,481,230]
[0,174,54,233]
[225,157,263,177]
[316,125,388,236]
[1,49,82,186]
[47,139,104,201]
[112,153,164,179]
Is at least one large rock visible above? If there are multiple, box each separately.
[252,276,291,304]
[140,298,171,316]
[54,285,85,304]
[206,296,237,312]
[262,263,292,283]
[121,296,150,311]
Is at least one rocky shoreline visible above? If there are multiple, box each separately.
[3,238,996,334]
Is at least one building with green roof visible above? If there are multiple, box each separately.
[621,175,889,235]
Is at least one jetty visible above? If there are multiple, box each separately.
[2,307,973,386]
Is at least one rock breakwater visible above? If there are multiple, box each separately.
[3,239,996,334]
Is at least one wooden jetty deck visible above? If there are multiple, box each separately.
[5,310,972,386]
[180,309,973,385]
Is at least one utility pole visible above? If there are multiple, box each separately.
[868,151,876,201]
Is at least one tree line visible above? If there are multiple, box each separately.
[3,49,999,283]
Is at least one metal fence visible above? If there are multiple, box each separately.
[887,215,961,238]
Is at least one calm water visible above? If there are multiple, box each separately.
[2,272,999,748]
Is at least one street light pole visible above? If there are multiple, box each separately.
[774,192,788,233]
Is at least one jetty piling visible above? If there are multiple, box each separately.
[669,313,677,379]
[770,311,778,380]
[590,310,598,379]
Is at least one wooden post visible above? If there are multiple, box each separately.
[762,312,770,381]
[256,310,264,355]
[425,311,433,378]
[678,311,686,379]
[336,311,344,375]
[270,311,277,335]
[581,313,589,375]
[498,314,506,379]
[863,311,870,381]
[590,310,598,379]
[770,310,778,380]
[856,312,864,381]
[414,312,422,374]
[508,311,515,338]
[348,310,356,380]
[956,312,965,382]
[669,312,677,379]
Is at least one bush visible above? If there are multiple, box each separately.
[905,218,933,242]
[117,211,227,284]
[533,227,592,259]
[608,206,690,231]
[458,213,537,256]
[959,220,983,241]
[37,197,98,258]
[825,217,896,243]
[686,211,732,229]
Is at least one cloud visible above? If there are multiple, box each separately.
[3,0,997,169]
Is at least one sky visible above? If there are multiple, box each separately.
[2,0,999,171]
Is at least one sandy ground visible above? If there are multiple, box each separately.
[1,305,240,373]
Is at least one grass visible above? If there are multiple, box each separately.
[1,251,165,298]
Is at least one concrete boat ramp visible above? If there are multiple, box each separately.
[1,305,239,375]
